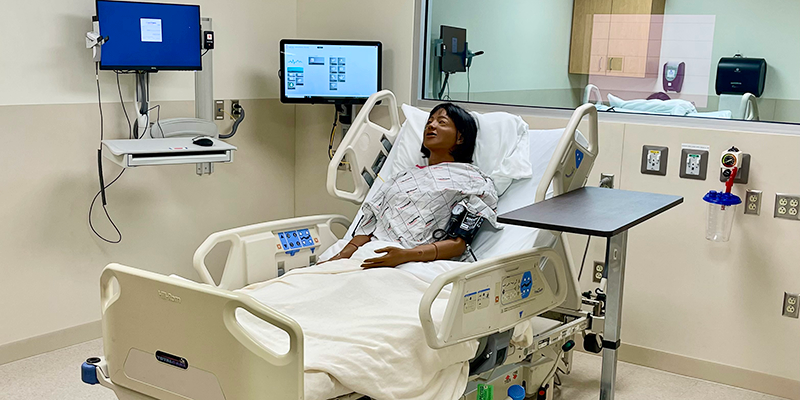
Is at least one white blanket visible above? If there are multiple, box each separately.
[235,241,479,400]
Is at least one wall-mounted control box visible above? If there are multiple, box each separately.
[641,145,669,176]
[679,149,709,180]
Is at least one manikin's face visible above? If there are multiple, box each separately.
[423,108,462,155]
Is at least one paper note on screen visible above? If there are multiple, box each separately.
[140,18,163,43]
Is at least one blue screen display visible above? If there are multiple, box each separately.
[97,1,201,71]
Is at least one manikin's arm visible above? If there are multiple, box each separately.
[361,238,467,268]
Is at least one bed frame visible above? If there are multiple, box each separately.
[82,90,603,400]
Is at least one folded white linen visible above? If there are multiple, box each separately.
[236,241,478,400]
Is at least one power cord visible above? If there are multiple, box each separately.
[220,103,245,139]
[578,236,592,280]
[328,108,339,160]
[89,62,124,244]
[219,102,245,139]
[438,72,451,100]
[115,72,132,139]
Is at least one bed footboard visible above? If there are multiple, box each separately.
[419,247,567,349]
[100,264,304,400]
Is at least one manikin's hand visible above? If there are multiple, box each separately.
[320,243,358,264]
[362,247,411,268]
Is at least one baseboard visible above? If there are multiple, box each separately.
[0,320,102,366]
[577,341,800,400]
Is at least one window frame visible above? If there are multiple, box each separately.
[410,0,800,136]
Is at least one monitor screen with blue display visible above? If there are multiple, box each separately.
[96,0,202,71]
[280,40,382,104]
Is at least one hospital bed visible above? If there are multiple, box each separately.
[81,90,605,400]
[583,84,759,120]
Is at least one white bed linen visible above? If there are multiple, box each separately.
[236,241,478,400]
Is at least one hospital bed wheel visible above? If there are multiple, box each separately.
[584,333,603,354]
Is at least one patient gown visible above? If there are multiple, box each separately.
[354,162,499,250]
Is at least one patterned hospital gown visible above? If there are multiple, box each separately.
[354,162,499,253]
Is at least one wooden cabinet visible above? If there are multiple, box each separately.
[569,0,665,77]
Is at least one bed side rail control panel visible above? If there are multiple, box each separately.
[420,247,569,349]
[327,90,401,204]
[193,215,351,290]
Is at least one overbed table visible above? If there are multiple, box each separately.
[498,186,683,400]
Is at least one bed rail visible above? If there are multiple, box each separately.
[193,214,351,290]
[419,247,568,349]
[326,90,401,204]
[100,264,304,400]
[535,103,598,203]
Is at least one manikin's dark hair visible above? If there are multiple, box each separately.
[421,103,478,163]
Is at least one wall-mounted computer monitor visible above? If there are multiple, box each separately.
[280,39,382,104]
[96,0,202,71]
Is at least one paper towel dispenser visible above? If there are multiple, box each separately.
[715,55,767,97]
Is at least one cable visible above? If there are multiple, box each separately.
[578,236,592,280]
[115,72,132,139]
[147,105,164,138]
[90,62,124,244]
[468,244,477,262]
[438,72,450,100]
[219,103,245,139]
[328,108,339,160]
[89,169,125,244]
[201,49,209,57]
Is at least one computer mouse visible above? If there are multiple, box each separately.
[193,137,214,147]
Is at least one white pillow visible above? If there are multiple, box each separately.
[608,93,697,116]
[389,104,533,194]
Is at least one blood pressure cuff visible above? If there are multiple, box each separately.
[442,201,485,244]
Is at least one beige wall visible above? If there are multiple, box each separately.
[0,0,296,105]
[0,0,298,356]
[0,100,296,350]
[520,113,800,395]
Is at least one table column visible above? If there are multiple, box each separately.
[600,230,628,400]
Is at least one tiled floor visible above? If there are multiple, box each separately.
[0,339,788,399]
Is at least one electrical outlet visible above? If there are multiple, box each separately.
[679,149,708,180]
[641,146,669,176]
[230,99,241,120]
[774,194,800,220]
[214,100,225,120]
[783,292,800,318]
[744,190,762,216]
[592,261,605,283]
[600,173,614,189]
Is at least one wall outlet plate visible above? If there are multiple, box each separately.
[774,194,800,220]
[744,190,762,216]
[641,146,669,176]
[783,292,799,318]
[718,153,750,184]
[592,261,605,283]
[679,149,708,180]
[214,100,225,120]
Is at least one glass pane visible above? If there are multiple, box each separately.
[422,0,800,125]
